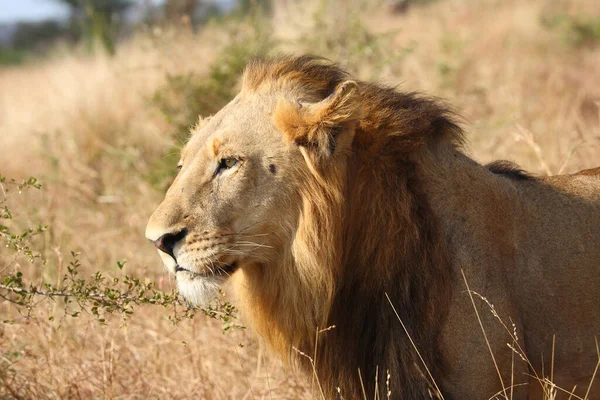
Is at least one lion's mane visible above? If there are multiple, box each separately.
[236,56,462,398]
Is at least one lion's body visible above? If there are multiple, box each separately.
[421,148,600,399]
[146,56,600,399]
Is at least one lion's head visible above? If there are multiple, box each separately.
[146,56,362,308]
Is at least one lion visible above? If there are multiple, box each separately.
[146,55,600,399]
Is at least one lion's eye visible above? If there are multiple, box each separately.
[217,157,238,173]
[223,158,237,168]
[176,164,182,170]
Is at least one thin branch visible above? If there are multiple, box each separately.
[0,284,134,301]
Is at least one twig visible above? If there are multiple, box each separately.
[0,284,133,300]
[460,270,508,399]
[513,124,552,176]
[583,338,600,400]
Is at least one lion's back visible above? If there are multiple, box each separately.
[509,171,600,381]
[513,171,600,295]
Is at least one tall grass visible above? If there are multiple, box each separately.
[1,0,599,397]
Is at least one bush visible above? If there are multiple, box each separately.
[541,13,600,48]
[0,173,241,330]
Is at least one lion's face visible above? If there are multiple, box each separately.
[145,93,302,305]
[146,67,360,306]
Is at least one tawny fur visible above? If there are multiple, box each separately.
[147,55,600,399]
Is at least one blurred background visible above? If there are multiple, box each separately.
[0,0,599,398]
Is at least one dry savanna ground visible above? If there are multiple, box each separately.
[1,0,599,398]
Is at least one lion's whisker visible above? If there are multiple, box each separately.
[234,241,273,249]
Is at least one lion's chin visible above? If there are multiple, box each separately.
[176,275,226,306]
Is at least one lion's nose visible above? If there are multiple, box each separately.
[152,229,187,260]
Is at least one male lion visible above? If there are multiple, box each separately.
[146,56,600,399]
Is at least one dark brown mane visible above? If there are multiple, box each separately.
[243,55,459,398]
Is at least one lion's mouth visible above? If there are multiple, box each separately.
[175,261,239,278]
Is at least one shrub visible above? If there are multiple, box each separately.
[0,173,242,331]
[541,13,600,48]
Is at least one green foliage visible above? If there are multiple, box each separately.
[388,0,442,13]
[57,0,133,13]
[304,0,403,81]
[0,174,243,332]
[0,251,241,330]
[0,20,75,66]
[436,35,466,88]
[145,145,182,190]
[236,0,273,17]
[12,20,69,50]
[541,13,600,48]
[0,176,47,262]
[55,0,135,54]
[0,48,28,66]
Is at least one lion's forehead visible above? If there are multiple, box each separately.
[185,95,287,160]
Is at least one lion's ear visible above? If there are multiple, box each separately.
[275,80,362,158]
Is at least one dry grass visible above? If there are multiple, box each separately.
[1,0,599,398]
